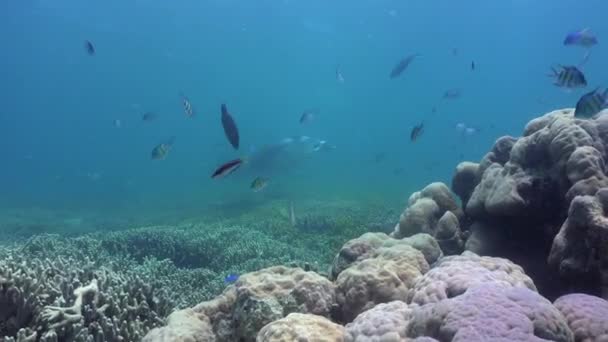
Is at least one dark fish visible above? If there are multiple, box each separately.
[471,61,475,71]
[431,106,437,113]
[221,104,240,150]
[151,137,175,160]
[84,40,95,56]
[142,112,158,122]
[224,273,239,284]
[299,109,318,124]
[393,167,404,175]
[451,48,459,56]
[211,158,243,178]
[374,153,386,163]
[250,177,269,192]
[180,93,195,118]
[564,29,598,48]
[443,88,462,99]
[410,122,424,142]
[389,53,420,79]
[549,65,587,89]
[575,88,608,118]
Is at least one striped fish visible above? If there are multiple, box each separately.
[549,65,587,89]
[180,93,195,118]
[575,88,608,118]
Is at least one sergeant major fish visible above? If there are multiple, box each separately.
[575,88,608,118]
[549,65,587,89]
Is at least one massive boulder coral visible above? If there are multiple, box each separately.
[549,188,608,298]
[328,233,441,322]
[407,283,574,342]
[257,313,345,342]
[344,301,416,342]
[410,251,536,305]
[553,293,608,341]
[330,233,441,280]
[448,109,608,298]
[392,183,465,255]
[334,244,428,322]
[144,266,337,342]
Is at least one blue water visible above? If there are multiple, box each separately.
[1,0,606,220]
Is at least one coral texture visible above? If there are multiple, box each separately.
[257,313,345,342]
[553,293,608,342]
[392,183,465,255]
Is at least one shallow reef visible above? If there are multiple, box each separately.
[4,108,608,341]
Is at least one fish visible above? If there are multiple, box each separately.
[250,177,269,192]
[564,28,598,48]
[574,88,608,118]
[410,122,424,142]
[443,88,462,99]
[142,112,158,122]
[289,201,296,226]
[471,61,475,71]
[312,140,336,152]
[373,152,386,163]
[389,53,420,79]
[211,158,243,178]
[451,48,459,56]
[113,119,122,128]
[549,65,587,89]
[336,65,345,83]
[151,137,175,160]
[180,93,195,118]
[299,109,318,124]
[224,273,239,284]
[84,40,95,56]
[221,104,240,150]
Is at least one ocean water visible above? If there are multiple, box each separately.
[0,0,605,227]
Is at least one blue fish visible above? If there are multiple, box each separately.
[224,273,239,284]
[564,28,598,48]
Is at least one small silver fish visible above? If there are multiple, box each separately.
[336,65,345,83]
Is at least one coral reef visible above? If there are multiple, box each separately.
[142,235,607,342]
[445,108,608,299]
[8,109,608,341]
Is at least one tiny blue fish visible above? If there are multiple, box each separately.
[564,28,598,48]
[224,273,239,284]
